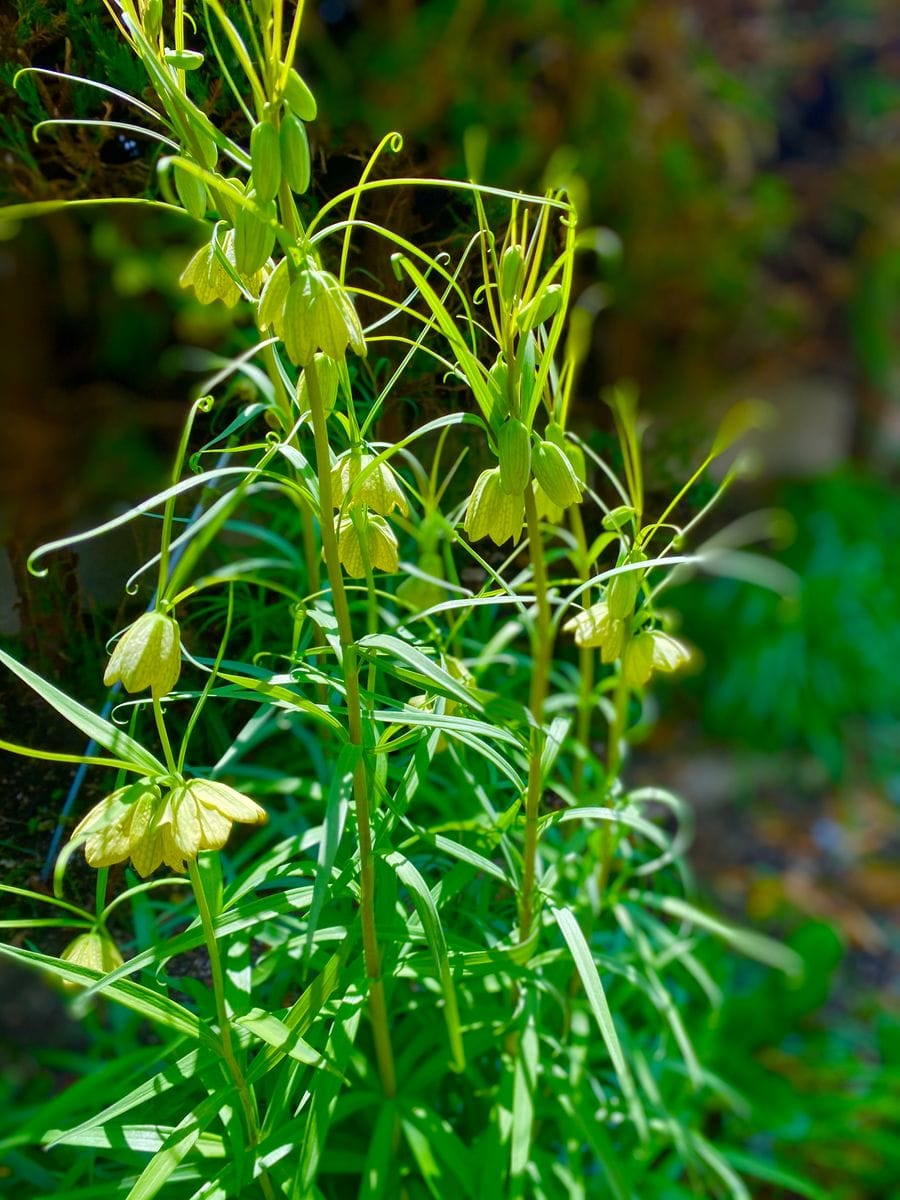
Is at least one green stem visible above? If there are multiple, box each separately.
[597,662,631,908]
[568,506,593,798]
[519,488,554,945]
[152,697,177,775]
[305,364,397,1098]
[188,859,274,1200]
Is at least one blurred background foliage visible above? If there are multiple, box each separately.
[1,2,898,1197]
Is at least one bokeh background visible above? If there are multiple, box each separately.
[1,2,898,1196]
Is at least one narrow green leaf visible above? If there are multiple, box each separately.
[386,851,465,1072]
[632,891,802,975]
[358,1102,398,1200]
[0,648,165,776]
[721,1149,827,1200]
[44,1047,203,1149]
[358,634,484,711]
[235,1009,321,1066]
[125,1092,231,1200]
[305,744,357,958]
[552,906,647,1141]
[0,944,213,1046]
[510,998,538,1189]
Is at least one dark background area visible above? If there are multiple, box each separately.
[1,2,898,1196]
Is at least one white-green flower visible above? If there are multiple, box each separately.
[70,777,267,877]
[103,611,181,699]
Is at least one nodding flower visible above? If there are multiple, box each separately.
[337,511,400,578]
[103,611,182,700]
[70,777,268,877]
[464,467,524,546]
[281,263,366,366]
[331,451,409,518]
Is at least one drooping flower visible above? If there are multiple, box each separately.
[331,451,409,517]
[563,600,626,663]
[464,467,524,545]
[622,630,693,689]
[60,930,124,981]
[103,611,181,699]
[531,439,583,510]
[71,777,165,872]
[282,263,366,366]
[159,780,268,869]
[70,777,267,877]
[337,511,400,578]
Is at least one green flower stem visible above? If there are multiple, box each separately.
[305,363,397,1099]
[597,659,631,906]
[152,697,177,775]
[519,487,554,945]
[187,858,274,1200]
[568,505,594,798]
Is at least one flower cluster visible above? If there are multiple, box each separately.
[330,449,409,579]
[71,777,268,877]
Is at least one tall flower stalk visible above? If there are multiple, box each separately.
[0,4,804,1197]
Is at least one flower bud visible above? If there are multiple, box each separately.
[516,283,563,332]
[60,930,124,987]
[337,511,400,578]
[257,256,290,335]
[233,191,276,275]
[396,552,445,611]
[215,178,245,226]
[283,264,366,366]
[531,439,583,510]
[163,48,205,72]
[331,450,408,516]
[104,611,181,699]
[464,467,524,545]
[296,352,340,416]
[280,113,311,194]
[173,161,207,220]
[497,417,531,495]
[284,67,317,121]
[487,356,510,427]
[250,120,282,204]
[602,506,636,532]
[499,244,524,307]
[607,551,646,620]
[563,601,626,663]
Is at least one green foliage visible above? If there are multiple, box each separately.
[672,471,900,781]
[715,922,900,1200]
[0,2,812,1198]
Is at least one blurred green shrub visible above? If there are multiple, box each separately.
[672,471,900,782]
[714,922,900,1200]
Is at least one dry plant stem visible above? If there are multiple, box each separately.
[519,488,554,945]
[305,365,397,1098]
[187,859,275,1200]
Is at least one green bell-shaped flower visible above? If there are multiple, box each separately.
[337,511,400,577]
[563,600,626,663]
[331,450,409,517]
[103,611,181,699]
[464,467,524,545]
[282,263,366,366]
